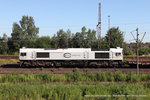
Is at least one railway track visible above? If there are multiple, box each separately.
[1,55,150,66]
[0,65,150,74]
[0,56,150,75]
[0,55,19,59]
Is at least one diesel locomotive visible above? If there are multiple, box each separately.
[19,47,123,67]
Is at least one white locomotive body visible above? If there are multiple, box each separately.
[19,47,123,67]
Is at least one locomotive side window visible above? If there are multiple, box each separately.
[95,53,109,58]
[37,52,49,58]
[20,53,26,56]
[115,53,121,56]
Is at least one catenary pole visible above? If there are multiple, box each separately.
[136,28,139,75]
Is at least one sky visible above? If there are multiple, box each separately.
[0,0,150,43]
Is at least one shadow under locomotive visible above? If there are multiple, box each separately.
[1,64,20,68]
[19,59,124,68]
[0,63,119,68]
[1,63,150,69]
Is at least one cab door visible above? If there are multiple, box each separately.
[32,51,36,60]
[84,51,88,59]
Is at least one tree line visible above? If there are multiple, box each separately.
[0,16,149,55]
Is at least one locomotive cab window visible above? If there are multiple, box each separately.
[20,53,26,56]
[37,52,49,58]
[115,53,121,56]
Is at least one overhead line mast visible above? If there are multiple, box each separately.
[136,28,139,75]
[108,15,110,48]
[97,2,101,48]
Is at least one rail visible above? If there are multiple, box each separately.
[124,56,150,61]
[0,55,19,59]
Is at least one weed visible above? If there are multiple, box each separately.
[113,72,126,82]
[96,72,107,82]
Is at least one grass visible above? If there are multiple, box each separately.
[0,83,149,100]
[0,59,18,65]
[0,71,149,100]
[0,71,150,83]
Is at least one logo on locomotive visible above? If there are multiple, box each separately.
[64,53,71,58]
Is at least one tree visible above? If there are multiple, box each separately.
[72,26,87,48]
[124,50,135,56]
[19,16,39,41]
[72,32,83,48]
[72,26,97,48]
[66,29,73,48]
[0,33,8,54]
[86,29,97,48]
[139,46,150,55]
[35,36,51,48]
[51,34,58,48]
[57,29,68,48]
[11,22,23,51]
[11,16,39,51]
[105,27,124,48]
[80,26,87,47]
[100,37,108,49]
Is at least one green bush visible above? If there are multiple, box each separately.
[35,73,51,82]
[113,72,126,82]
[72,69,82,82]
[96,72,107,82]
[106,72,114,82]
[82,71,96,81]
[140,74,147,81]
[65,72,73,82]
[145,82,150,88]
[126,72,140,82]
[13,51,19,56]
[146,74,150,81]
[50,75,66,82]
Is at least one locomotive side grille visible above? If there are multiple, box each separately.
[95,53,109,58]
[37,52,49,58]
[91,48,109,51]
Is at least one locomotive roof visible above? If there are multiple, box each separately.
[20,47,122,52]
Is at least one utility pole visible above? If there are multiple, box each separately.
[108,15,110,48]
[136,28,139,75]
[97,2,101,48]
[130,28,146,75]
